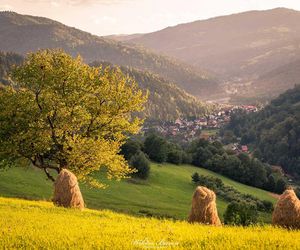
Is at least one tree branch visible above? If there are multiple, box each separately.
[29,155,60,182]
[43,168,55,182]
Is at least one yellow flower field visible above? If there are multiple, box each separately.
[0,197,299,249]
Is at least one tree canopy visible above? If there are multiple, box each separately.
[224,85,300,177]
[0,49,147,187]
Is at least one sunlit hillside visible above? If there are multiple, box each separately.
[1,197,299,249]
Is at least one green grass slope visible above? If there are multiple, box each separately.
[1,197,299,249]
[0,163,276,222]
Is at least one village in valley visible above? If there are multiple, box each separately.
[142,105,259,148]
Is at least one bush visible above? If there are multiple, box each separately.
[121,139,141,161]
[261,200,274,212]
[182,152,192,164]
[224,202,258,226]
[144,134,168,163]
[191,172,200,183]
[275,178,287,194]
[192,173,271,213]
[167,149,182,165]
[129,151,150,179]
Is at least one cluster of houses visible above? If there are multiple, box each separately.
[224,143,249,154]
[142,105,259,142]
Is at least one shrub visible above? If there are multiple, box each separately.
[121,139,142,161]
[261,200,274,212]
[129,151,150,179]
[275,178,287,194]
[182,152,192,164]
[144,134,168,163]
[191,172,200,183]
[167,149,182,165]
[224,202,258,226]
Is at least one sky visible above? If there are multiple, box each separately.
[1,0,300,36]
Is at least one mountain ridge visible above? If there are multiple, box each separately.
[0,51,211,120]
[125,7,300,99]
[0,11,220,99]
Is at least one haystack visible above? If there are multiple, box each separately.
[53,169,84,209]
[272,188,300,229]
[188,186,221,226]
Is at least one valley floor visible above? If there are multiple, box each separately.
[0,197,299,249]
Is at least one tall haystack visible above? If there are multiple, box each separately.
[272,188,300,229]
[188,186,221,226]
[53,169,84,209]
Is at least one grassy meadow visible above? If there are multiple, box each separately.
[1,197,299,249]
[0,163,276,221]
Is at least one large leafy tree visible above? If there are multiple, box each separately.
[0,50,147,187]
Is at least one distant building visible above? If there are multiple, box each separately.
[241,145,248,152]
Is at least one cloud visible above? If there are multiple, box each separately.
[0,4,13,11]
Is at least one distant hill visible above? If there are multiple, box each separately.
[105,33,144,42]
[127,8,300,85]
[0,11,219,99]
[0,52,211,120]
[91,61,211,120]
[251,59,300,98]
[229,59,300,104]
[225,85,300,177]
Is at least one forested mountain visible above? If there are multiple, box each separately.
[0,52,210,120]
[0,11,219,99]
[126,68,211,120]
[224,85,300,177]
[124,8,300,101]
[91,61,211,120]
[127,8,300,80]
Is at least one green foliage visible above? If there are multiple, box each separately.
[0,51,23,85]
[225,85,300,177]
[224,201,258,226]
[275,178,287,194]
[0,12,219,99]
[222,130,236,145]
[189,139,271,191]
[144,134,168,163]
[121,139,142,161]
[191,172,200,183]
[167,150,183,165]
[0,49,147,187]
[91,62,211,120]
[129,151,150,179]
[192,173,273,213]
[0,163,276,222]
[0,53,211,121]
[181,152,193,164]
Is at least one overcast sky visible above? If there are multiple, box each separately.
[1,0,300,36]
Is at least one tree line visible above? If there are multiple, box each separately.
[124,133,287,194]
[223,85,300,178]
